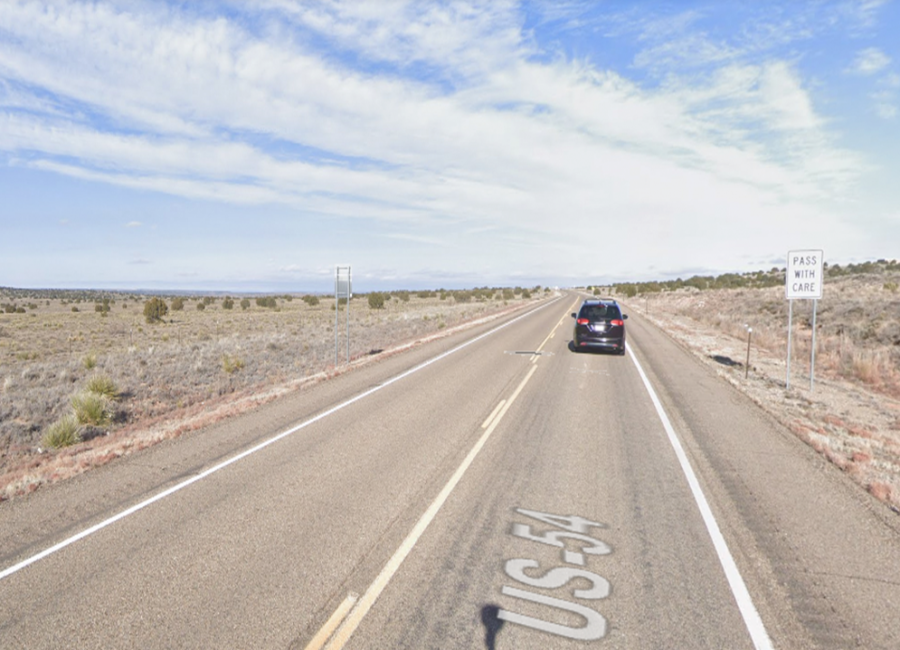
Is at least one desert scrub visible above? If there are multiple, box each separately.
[42,414,81,449]
[222,355,245,374]
[71,392,113,427]
[143,297,168,324]
[82,352,98,369]
[85,373,119,400]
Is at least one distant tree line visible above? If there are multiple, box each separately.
[609,259,900,298]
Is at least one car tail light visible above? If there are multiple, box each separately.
[611,319,624,327]
[577,318,590,325]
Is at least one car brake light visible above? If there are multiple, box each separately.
[577,318,590,325]
[611,319,624,326]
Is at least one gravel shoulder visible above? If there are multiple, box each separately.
[619,292,900,514]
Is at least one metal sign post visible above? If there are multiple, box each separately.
[785,250,823,391]
[335,266,352,366]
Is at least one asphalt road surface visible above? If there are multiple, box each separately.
[2,293,900,649]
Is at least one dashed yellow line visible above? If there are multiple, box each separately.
[309,298,578,649]
[531,297,580,363]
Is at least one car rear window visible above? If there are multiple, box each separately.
[579,304,621,320]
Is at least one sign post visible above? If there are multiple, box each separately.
[335,266,352,366]
[785,250,823,390]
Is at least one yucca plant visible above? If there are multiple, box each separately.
[85,374,119,400]
[71,392,113,427]
[42,414,82,449]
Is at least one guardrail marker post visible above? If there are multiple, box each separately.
[810,299,817,391]
[786,300,793,389]
[745,326,752,379]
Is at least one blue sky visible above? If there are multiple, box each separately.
[1,0,898,292]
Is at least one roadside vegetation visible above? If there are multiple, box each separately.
[604,259,900,397]
[0,286,546,500]
[601,259,900,511]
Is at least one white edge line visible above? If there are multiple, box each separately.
[627,345,775,650]
[0,298,561,582]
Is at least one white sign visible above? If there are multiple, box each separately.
[786,250,824,300]
[335,266,352,299]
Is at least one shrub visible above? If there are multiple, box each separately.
[85,374,119,400]
[222,355,245,374]
[196,302,205,311]
[82,352,97,370]
[71,392,113,427]
[368,292,385,309]
[240,298,250,310]
[521,289,531,299]
[42,415,82,449]
[301,295,319,306]
[256,297,277,308]
[885,282,898,293]
[143,297,168,324]
[171,297,185,311]
[222,297,234,310]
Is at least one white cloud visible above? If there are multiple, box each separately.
[126,221,142,228]
[0,1,881,285]
[873,102,897,119]
[851,47,891,75]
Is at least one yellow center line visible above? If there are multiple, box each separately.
[320,364,540,650]
[481,399,507,429]
[303,593,359,650]
[530,297,580,363]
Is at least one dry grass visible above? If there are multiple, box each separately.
[620,271,900,513]
[0,289,543,500]
[41,414,81,450]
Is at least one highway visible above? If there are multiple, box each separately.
[2,293,900,649]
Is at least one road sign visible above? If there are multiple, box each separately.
[785,250,824,391]
[335,266,352,299]
[786,250,823,300]
[335,266,351,366]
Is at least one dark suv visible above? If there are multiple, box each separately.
[571,299,627,354]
